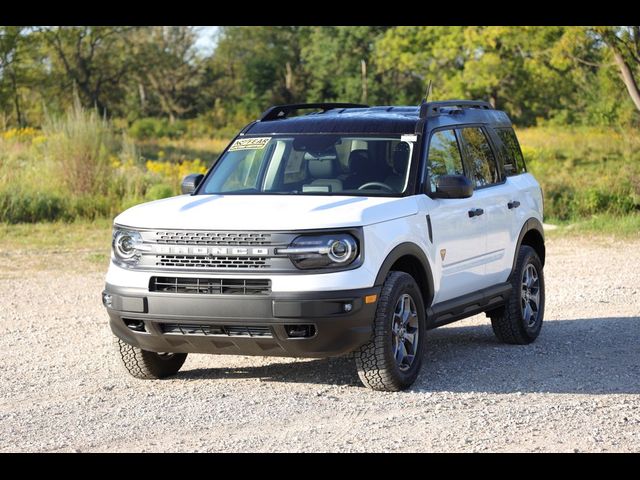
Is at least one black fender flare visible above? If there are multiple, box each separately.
[512,218,545,274]
[374,242,435,307]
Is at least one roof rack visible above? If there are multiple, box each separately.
[419,100,493,119]
[259,103,369,121]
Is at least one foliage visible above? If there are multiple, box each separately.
[2,26,639,132]
[518,127,640,220]
[0,103,212,223]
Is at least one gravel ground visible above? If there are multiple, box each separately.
[1,235,639,452]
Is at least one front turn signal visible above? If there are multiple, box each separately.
[365,294,378,304]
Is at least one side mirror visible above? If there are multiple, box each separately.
[431,174,473,199]
[181,173,204,194]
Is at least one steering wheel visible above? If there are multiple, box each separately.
[357,182,394,192]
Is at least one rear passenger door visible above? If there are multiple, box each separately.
[458,126,514,286]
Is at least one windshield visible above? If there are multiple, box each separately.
[198,134,414,196]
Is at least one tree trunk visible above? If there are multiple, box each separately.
[611,48,640,112]
[285,62,293,91]
[10,71,23,127]
[361,59,368,104]
[489,90,498,109]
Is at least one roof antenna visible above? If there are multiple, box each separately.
[418,80,433,118]
[423,80,433,104]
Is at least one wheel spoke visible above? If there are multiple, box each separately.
[395,340,406,364]
[403,331,416,346]
[392,318,401,335]
[529,292,539,310]
[402,296,412,325]
[396,297,405,317]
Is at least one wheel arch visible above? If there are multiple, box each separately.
[375,242,434,307]
[513,218,546,273]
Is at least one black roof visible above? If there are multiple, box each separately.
[246,106,421,135]
[244,103,512,136]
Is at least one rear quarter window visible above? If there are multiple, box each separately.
[495,127,526,175]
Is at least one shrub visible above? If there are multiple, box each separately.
[129,118,164,140]
[129,118,188,140]
[145,183,175,201]
[0,188,69,223]
[43,99,114,195]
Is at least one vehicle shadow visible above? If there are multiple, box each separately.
[177,316,640,394]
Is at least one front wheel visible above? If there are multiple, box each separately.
[490,245,545,344]
[114,338,187,379]
[355,271,427,391]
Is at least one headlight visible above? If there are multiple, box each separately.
[278,233,359,270]
[112,228,144,267]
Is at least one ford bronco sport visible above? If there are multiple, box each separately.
[103,101,545,391]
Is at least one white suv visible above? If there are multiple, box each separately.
[103,101,545,391]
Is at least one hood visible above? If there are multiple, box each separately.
[114,194,418,231]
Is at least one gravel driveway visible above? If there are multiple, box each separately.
[1,235,639,452]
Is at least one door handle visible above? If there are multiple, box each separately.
[508,200,521,209]
[468,208,484,218]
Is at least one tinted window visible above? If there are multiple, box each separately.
[495,127,526,175]
[460,127,500,188]
[427,129,465,191]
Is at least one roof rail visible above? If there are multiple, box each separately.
[259,103,369,121]
[419,100,493,119]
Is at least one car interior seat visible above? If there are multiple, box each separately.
[343,149,372,189]
[303,148,343,193]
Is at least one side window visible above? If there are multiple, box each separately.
[495,127,526,175]
[459,127,500,188]
[427,129,465,191]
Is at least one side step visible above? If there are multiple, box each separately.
[426,282,511,329]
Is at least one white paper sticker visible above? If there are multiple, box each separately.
[229,137,271,151]
[401,134,418,143]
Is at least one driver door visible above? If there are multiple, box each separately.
[421,128,489,304]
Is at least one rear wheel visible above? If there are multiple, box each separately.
[355,271,426,391]
[114,338,187,379]
[490,245,545,344]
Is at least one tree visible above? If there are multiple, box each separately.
[0,27,27,126]
[301,26,390,104]
[376,26,576,125]
[128,27,204,122]
[38,26,134,116]
[203,26,309,127]
[595,27,640,112]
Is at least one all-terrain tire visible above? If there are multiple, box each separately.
[490,245,545,344]
[355,271,427,391]
[114,338,187,379]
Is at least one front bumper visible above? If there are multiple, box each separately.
[103,284,380,358]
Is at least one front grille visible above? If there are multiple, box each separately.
[156,255,269,269]
[150,276,271,295]
[155,231,272,246]
[161,323,273,338]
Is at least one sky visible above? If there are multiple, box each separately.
[194,26,219,55]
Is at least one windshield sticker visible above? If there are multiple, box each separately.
[401,134,418,143]
[229,137,271,151]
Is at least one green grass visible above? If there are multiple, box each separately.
[0,219,112,251]
[0,220,113,274]
[545,214,640,239]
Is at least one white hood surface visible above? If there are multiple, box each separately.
[114,194,419,231]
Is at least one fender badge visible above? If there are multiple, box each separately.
[440,249,447,261]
